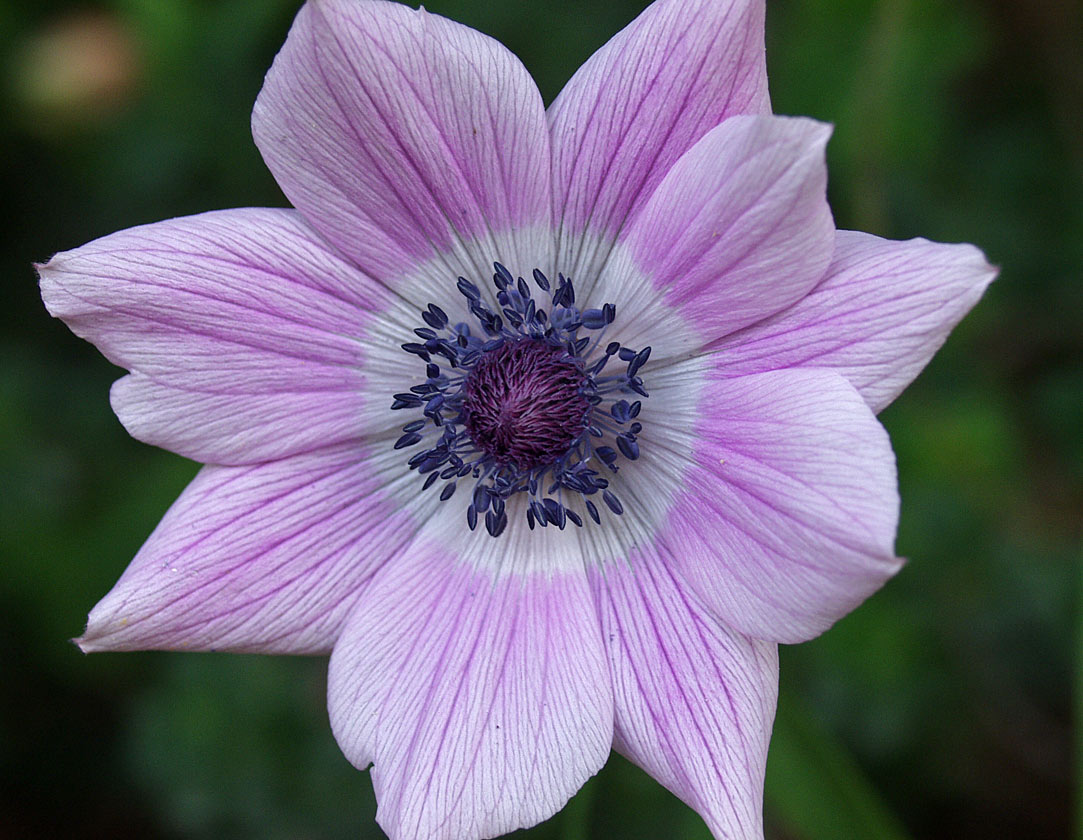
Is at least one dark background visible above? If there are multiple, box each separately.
[2,0,1079,838]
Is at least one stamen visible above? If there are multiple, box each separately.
[391,263,651,537]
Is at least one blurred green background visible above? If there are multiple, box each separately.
[2,0,1079,837]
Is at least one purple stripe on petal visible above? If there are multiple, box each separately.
[591,555,777,839]
[253,0,551,282]
[662,368,902,644]
[618,115,835,344]
[711,229,998,412]
[549,0,770,277]
[38,208,390,464]
[77,444,414,655]
[328,544,613,840]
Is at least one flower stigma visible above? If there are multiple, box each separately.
[392,263,651,537]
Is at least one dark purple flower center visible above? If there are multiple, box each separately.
[462,339,590,471]
[391,263,651,537]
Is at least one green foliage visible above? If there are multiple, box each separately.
[767,693,912,840]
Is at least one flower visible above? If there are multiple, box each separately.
[37,0,995,838]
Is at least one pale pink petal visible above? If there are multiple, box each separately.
[328,545,613,840]
[549,0,770,278]
[252,0,551,282]
[613,115,835,346]
[591,556,776,839]
[77,443,424,655]
[38,208,397,465]
[663,368,902,644]
[711,229,998,412]
[108,374,373,466]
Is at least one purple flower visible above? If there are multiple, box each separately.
[38,0,995,837]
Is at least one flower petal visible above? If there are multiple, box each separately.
[77,443,426,655]
[328,544,613,840]
[252,0,551,283]
[591,556,776,839]
[611,115,835,348]
[548,0,769,278]
[38,208,406,465]
[663,367,902,644]
[710,229,998,412]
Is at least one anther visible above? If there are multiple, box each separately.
[391,262,651,536]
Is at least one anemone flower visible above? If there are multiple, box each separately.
[38,0,995,837]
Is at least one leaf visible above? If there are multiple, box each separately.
[766,691,913,840]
